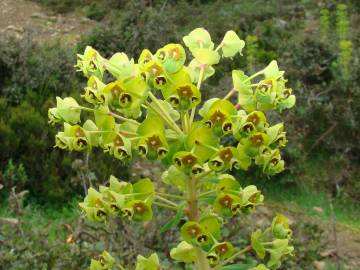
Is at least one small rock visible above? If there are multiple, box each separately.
[313,260,326,270]
[4,25,24,33]
[313,206,324,214]
[320,248,336,257]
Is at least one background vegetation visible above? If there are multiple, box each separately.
[0,0,359,269]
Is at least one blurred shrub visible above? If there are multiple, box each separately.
[0,38,78,104]
[1,159,28,191]
[31,0,87,13]
[0,38,130,202]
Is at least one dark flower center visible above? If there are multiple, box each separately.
[210,110,226,124]
[219,148,233,162]
[250,134,264,146]
[219,195,233,207]
[177,85,193,98]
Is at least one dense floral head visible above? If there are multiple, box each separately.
[50,27,296,270]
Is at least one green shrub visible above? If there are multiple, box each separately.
[0,38,130,202]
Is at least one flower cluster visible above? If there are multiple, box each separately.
[49,28,296,270]
[90,251,160,270]
[251,215,294,269]
[79,176,154,222]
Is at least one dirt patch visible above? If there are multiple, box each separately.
[0,0,96,45]
[266,201,360,270]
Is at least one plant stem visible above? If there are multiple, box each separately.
[213,245,252,270]
[153,202,177,211]
[155,195,178,207]
[198,190,217,198]
[223,88,236,100]
[147,92,183,135]
[108,111,139,125]
[147,102,181,134]
[74,106,140,126]
[119,130,137,137]
[75,106,94,112]
[190,64,206,128]
[155,192,184,200]
[187,176,211,270]
[215,43,224,52]
[185,111,190,133]
[243,70,263,83]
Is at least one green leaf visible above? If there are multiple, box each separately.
[263,60,284,79]
[94,106,115,131]
[271,214,292,239]
[148,100,180,122]
[56,96,81,124]
[135,253,161,270]
[76,46,105,79]
[187,59,215,83]
[277,94,296,111]
[170,241,197,263]
[105,52,136,79]
[89,251,115,270]
[267,239,294,268]
[232,70,255,113]
[183,28,214,52]
[250,264,269,270]
[124,200,153,221]
[199,98,220,117]
[220,264,252,270]
[217,174,241,192]
[186,123,219,163]
[221,30,245,58]
[156,43,186,74]
[193,48,220,65]
[161,165,187,191]
[133,178,155,201]
[199,215,222,239]
[251,229,266,259]
[160,203,185,233]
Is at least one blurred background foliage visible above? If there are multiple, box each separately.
[0,0,359,269]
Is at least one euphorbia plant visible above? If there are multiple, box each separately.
[49,28,296,270]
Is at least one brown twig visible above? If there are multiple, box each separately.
[305,122,337,157]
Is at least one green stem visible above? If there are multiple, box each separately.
[213,245,252,270]
[198,190,217,198]
[108,111,139,125]
[215,43,224,52]
[155,195,178,207]
[195,140,220,152]
[223,88,236,100]
[75,106,94,112]
[181,112,187,133]
[73,106,140,126]
[243,70,264,83]
[147,93,183,135]
[147,102,182,134]
[153,201,177,211]
[195,170,213,181]
[189,64,206,128]
[185,111,190,133]
[87,130,113,134]
[119,130,137,137]
[187,176,211,270]
[155,192,184,200]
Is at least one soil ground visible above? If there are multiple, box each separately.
[0,0,96,44]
